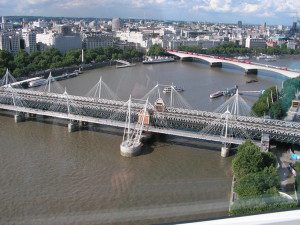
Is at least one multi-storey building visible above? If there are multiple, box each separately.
[0,32,10,52]
[22,30,36,54]
[245,37,266,48]
[9,33,20,55]
[82,32,113,49]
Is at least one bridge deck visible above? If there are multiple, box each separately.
[167,50,300,78]
[1,87,300,144]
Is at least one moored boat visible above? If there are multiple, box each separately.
[143,56,175,64]
[210,91,223,99]
[28,79,47,88]
[163,86,184,93]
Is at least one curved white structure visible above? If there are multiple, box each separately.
[120,140,142,157]
[167,50,300,78]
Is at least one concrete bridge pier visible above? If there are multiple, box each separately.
[181,57,194,62]
[261,133,270,152]
[245,69,258,75]
[26,113,37,119]
[68,121,79,132]
[14,112,25,123]
[221,144,230,158]
[210,62,222,68]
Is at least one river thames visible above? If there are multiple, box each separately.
[0,59,293,224]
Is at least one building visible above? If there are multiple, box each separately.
[237,21,243,28]
[36,31,55,47]
[55,24,73,36]
[36,31,81,53]
[22,30,36,54]
[9,34,20,55]
[0,32,10,52]
[245,37,266,48]
[53,34,81,53]
[0,16,13,31]
[32,19,48,28]
[82,33,113,49]
[116,30,151,49]
[112,18,121,31]
[287,40,297,50]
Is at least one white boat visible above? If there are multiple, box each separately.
[143,56,175,64]
[210,91,223,99]
[235,56,250,60]
[163,86,184,93]
[116,63,136,68]
[28,79,47,88]
[256,54,267,60]
[265,55,277,61]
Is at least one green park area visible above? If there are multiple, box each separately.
[0,47,143,78]
[230,141,297,216]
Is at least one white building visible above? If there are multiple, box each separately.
[32,19,48,28]
[82,33,113,49]
[37,31,81,53]
[22,30,36,54]
[36,31,55,46]
[245,37,266,48]
[116,30,151,49]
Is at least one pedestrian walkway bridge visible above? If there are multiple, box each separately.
[167,50,300,78]
[1,70,300,156]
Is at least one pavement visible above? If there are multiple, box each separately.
[275,148,298,194]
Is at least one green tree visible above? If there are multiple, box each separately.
[234,166,279,198]
[232,143,264,179]
[269,101,285,119]
[0,50,14,76]
[147,44,165,56]
[14,50,30,69]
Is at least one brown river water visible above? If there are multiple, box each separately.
[0,60,285,224]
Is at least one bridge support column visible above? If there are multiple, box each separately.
[14,112,25,123]
[68,121,79,132]
[245,69,258,75]
[221,145,230,158]
[210,62,222,68]
[261,133,270,152]
[26,113,36,119]
[181,57,193,62]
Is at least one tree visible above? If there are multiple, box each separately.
[269,101,285,119]
[14,50,30,69]
[147,44,165,56]
[234,166,279,198]
[232,143,264,179]
[0,50,14,75]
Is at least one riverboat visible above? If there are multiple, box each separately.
[210,91,224,99]
[163,86,184,94]
[265,55,277,61]
[143,56,175,64]
[234,56,250,60]
[28,79,47,87]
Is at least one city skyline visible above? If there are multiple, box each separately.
[0,0,299,25]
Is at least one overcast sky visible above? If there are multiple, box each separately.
[0,0,298,25]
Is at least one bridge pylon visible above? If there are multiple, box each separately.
[120,96,149,157]
[220,108,232,157]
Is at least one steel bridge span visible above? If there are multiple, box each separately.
[1,87,300,153]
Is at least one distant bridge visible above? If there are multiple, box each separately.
[167,50,300,78]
